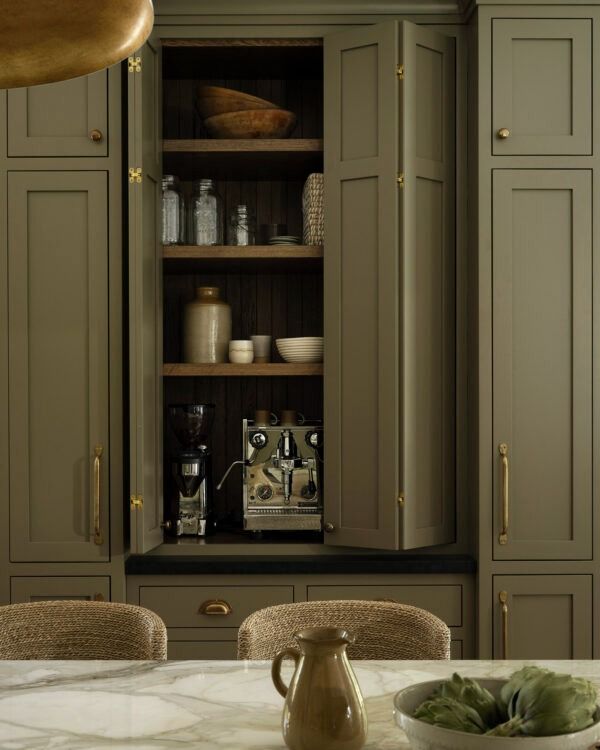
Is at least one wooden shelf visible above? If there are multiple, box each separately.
[163,363,323,377]
[162,39,323,48]
[163,245,323,273]
[163,139,323,179]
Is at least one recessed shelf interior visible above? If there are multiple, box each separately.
[162,38,324,534]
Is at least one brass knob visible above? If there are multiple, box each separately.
[497,127,510,140]
[323,522,335,533]
[93,593,105,602]
[160,520,172,530]
[89,129,103,142]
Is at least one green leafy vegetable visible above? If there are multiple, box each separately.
[487,671,597,737]
[414,696,487,734]
[497,666,551,718]
[433,672,501,728]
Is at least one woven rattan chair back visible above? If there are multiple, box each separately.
[238,600,450,660]
[0,600,167,660]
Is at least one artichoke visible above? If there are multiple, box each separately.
[497,666,551,718]
[414,696,487,734]
[433,672,501,728]
[487,670,598,737]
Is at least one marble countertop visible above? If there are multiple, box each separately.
[0,659,598,749]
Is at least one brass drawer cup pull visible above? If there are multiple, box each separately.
[93,445,103,546]
[498,443,509,545]
[497,127,510,139]
[89,129,103,142]
[199,599,232,616]
[499,590,509,659]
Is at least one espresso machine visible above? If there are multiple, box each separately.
[167,404,215,536]
[217,412,323,532]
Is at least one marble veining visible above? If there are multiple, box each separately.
[0,660,598,749]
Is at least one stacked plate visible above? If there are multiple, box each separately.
[276,337,323,363]
[268,235,300,245]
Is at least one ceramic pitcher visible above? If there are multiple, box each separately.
[271,627,367,750]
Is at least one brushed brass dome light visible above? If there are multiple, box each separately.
[0,0,154,89]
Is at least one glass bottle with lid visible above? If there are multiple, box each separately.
[161,175,185,245]
[189,178,223,246]
[227,204,256,246]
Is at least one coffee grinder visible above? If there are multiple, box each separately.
[167,403,215,536]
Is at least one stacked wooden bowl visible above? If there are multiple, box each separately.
[197,85,297,139]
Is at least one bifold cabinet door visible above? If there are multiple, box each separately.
[11,577,110,603]
[128,42,163,553]
[8,172,110,562]
[324,21,455,549]
[493,576,592,659]
[492,171,592,560]
[492,19,592,155]
[7,71,108,157]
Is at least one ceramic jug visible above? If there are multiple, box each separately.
[183,286,231,363]
[271,627,367,750]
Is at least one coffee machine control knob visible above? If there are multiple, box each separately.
[249,430,268,449]
[256,484,273,501]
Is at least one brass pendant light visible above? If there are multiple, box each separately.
[0,0,154,89]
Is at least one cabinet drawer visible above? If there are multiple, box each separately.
[168,641,238,660]
[139,585,294,628]
[11,576,110,603]
[307,585,462,627]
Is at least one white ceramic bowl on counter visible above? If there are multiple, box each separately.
[393,679,600,750]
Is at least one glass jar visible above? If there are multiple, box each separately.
[161,175,185,245]
[227,204,256,246]
[189,179,223,246]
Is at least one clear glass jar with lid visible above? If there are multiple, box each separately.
[189,178,223,246]
[227,204,256,246]
[161,174,185,245]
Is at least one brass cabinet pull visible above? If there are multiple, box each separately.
[93,445,104,545]
[89,129,103,142]
[499,443,509,545]
[497,127,510,139]
[499,590,509,659]
[199,599,232,616]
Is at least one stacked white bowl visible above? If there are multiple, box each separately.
[276,336,323,363]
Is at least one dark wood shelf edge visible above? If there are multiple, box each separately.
[163,245,323,260]
[162,38,323,48]
[163,138,323,153]
[163,363,323,377]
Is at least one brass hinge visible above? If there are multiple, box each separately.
[396,64,404,80]
[128,56,142,73]
[128,167,142,184]
[397,173,405,187]
[130,494,143,509]
[398,493,405,507]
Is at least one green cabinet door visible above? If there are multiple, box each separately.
[128,42,163,554]
[492,19,592,155]
[493,575,592,659]
[7,71,108,157]
[11,576,110,603]
[492,170,592,560]
[8,171,110,562]
[323,21,455,550]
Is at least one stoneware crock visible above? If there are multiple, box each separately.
[394,678,600,750]
[271,626,367,750]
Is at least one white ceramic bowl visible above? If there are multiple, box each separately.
[276,337,324,363]
[229,340,254,351]
[394,679,600,750]
[276,337,323,345]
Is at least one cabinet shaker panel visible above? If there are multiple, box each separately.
[492,170,592,560]
[492,19,591,155]
[11,577,110,603]
[324,21,455,550]
[8,172,110,562]
[7,71,108,157]
[493,576,592,660]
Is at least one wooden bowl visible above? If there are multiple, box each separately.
[197,85,277,119]
[203,109,297,139]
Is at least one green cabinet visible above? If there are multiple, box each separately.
[11,576,110,603]
[492,170,593,561]
[7,171,110,562]
[492,19,592,155]
[323,21,456,550]
[7,71,108,157]
[493,575,592,659]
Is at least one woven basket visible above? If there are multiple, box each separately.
[302,172,324,246]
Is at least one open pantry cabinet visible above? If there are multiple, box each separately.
[128,21,456,554]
